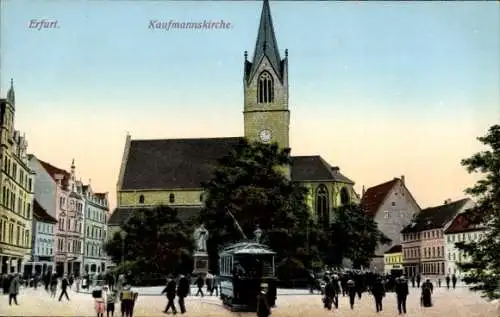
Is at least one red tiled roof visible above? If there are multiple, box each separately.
[38,159,70,186]
[445,209,485,234]
[361,179,399,217]
[33,199,57,223]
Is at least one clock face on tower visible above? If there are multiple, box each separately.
[259,129,272,143]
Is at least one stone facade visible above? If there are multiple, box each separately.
[30,212,56,275]
[82,187,109,274]
[118,189,203,208]
[384,247,403,274]
[0,81,34,275]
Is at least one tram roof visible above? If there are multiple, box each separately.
[219,241,276,255]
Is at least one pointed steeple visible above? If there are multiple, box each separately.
[7,78,15,106]
[249,0,282,80]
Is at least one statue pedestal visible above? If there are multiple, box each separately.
[193,251,209,275]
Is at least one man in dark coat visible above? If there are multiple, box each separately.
[416,274,421,288]
[452,274,457,289]
[347,279,357,310]
[421,279,433,307]
[395,277,409,314]
[58,275,70,302]
[371,277,385,312]
[177,275,190,314]
[195,275,204,297]
[161,276,177,314]
[332,275,341,309]
[446,275,450,289]
[411,276,415,288]
[323,277,334,310]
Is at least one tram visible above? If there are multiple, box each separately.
[218,241,277,311]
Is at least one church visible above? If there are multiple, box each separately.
[108,0,359,234]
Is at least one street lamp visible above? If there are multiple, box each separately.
[254,225,262,243]
[120,231,127,273]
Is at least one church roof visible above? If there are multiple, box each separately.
[120,137,354,191]
[108,206,201,227]
[247,0,284,82]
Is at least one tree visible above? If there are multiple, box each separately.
[315,204,391,269]
[198,139,313,273]
[104,205,195,276]
[455,124,500,299]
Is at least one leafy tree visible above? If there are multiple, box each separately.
[315,204,391,269]
[455,124,500,299]
[198,140,313,273]
[104,205,195,276]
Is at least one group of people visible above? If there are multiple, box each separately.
[93,283,137,317]
[318,270,444,315]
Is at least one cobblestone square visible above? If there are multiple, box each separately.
[0,286,498,317]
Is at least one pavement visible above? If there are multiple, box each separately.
[0,285,498,317]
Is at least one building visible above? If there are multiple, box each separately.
[361,176,420,273]
[444,208,485,278]
[384,244,403,274]
[82,184,109,275]
[23,199,57,276]
[401,198,474,278]
[0,80,35,275]
[109,0,358,235]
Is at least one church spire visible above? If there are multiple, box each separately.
[249,0,282,80]
[7,78,15,106]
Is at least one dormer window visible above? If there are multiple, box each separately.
[139,195,145,204]
[258,71,274,103]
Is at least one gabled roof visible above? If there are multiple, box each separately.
[37,158,70,186]
[121,137,355,191]
[108,206,201,227]
[290,156,354,184]
[445,209,485,234]
[384,244,402,254]
[33,199,57,224]
[361,179,399,217]
[401,198,470,233]
[247,0,283,82]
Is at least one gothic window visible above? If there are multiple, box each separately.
[340,187,350,205]
[257,71,274,103]
[315,185,329,226]
[169,193,175,203]
[139,195,145,204]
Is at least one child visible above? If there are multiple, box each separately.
[93,287,105,317]
[104,287,117,317]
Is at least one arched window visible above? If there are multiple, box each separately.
[315,185,329,226]
[257,71,274,103]
[340,187,350,205]
[169,193,175,203]
[138,195,145,204]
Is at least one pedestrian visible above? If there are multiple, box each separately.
[347,279,356,310]
[332,275,341,309]
[195,274,204,297]
[210,274,219,296]
[395,277,409,314]
[161,276,177,314]
[452,274,457,289]
[256,284,271,317]
[58,275,70,302]
[446,275,450,289]
[323,277,333,310]
[411,276,415,288]
[438,278,441,288]
[50,275,58,298]
[103,286,117,317]
[416,274,421,288]
[69,274,74,289]
[371,277,385,312]
[120,284,135,317]
[8,273,20,306]
[421,279,433,307]
[177,274,190,314]
[205,272,213,295]
[93,287,106,317]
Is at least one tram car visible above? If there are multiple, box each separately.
[218,241,277,311]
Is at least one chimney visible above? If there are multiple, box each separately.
[331,166,339,173]
[401,175,405,184]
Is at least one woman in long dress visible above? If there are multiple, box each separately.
[421,279,433,307]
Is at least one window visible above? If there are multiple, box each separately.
[257,71,274,103]
[169,193,175,203]
[139,195,145,204]
[340,187,350,205]
[384,211,390,219]
[391,201,396,206]
[315,185,329,226]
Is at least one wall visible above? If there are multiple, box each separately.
[445,229,486,277]
[118,189,204,208]
[83,194,109,274]
[419,228,446,276]
[33,220,55,258]
[29,158,57,218]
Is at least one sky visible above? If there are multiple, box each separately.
[1,1,498,212]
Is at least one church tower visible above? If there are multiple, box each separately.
[243,0,289,150]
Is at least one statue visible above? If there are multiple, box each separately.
[193,224,209,252]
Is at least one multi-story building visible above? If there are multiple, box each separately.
[24,199,57,276]
[384,244,403,274]
[82,185,109,275]
[0,80,35,275]
[361,176,420,273]
[444,209,485,278]
[401,198,474,278]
